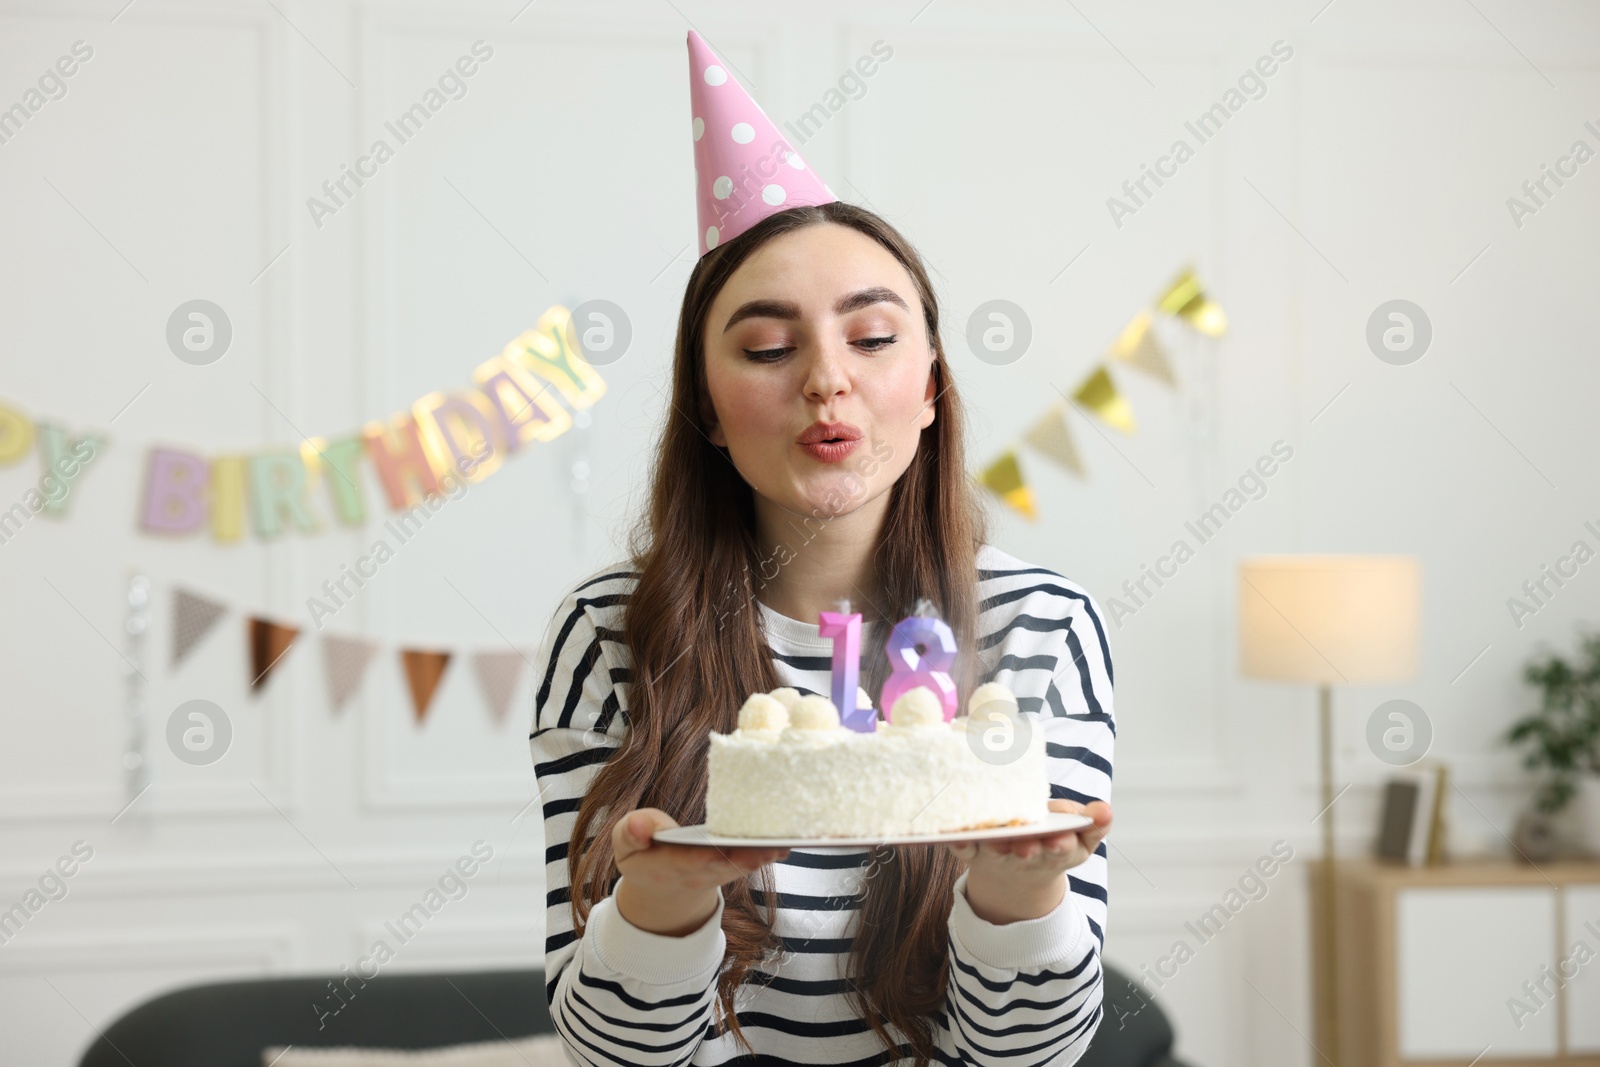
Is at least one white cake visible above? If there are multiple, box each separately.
[704,682,1049,838]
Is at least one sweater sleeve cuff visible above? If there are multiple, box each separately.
[587,879,726,985]
[948,869,1088,971]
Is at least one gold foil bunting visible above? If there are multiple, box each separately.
[1071,367,1137,435]
[1108,309,1176,385]
[1021,403,1086,477]
[977,450,1037,521]
[1155,267,1227,337]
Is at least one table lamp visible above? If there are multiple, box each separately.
[1237,555,1420,1067]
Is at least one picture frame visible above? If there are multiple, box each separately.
[1375,762,1447,866]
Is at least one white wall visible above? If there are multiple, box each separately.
[2,1,1598,1065]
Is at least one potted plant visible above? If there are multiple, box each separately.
[1505,631,1600,860]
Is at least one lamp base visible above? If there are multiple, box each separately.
[1314,683,1339,1067]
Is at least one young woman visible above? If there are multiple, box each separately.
[529,199,1115,1066]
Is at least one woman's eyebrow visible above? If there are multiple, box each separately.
[722,286,909,333]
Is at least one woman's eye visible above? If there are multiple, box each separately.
[742,335,896,362]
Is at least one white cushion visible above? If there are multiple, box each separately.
[261,1034,572,1067]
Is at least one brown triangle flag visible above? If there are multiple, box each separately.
[976,451,1037,521]
[1108,309,1176,385]
[1071,366,1137,434]
[1021,403,1085,477]
[173,587,228,669]
[472,649,527,727]
[321,634,380,713]
[401,649,452,724]
[248,617,300,693]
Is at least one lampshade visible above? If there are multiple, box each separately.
[1237,555,1420,685]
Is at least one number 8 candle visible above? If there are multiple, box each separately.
[818,600,870,732]
[881,599,959,722]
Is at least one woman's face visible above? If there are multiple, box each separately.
[700,222,936,526]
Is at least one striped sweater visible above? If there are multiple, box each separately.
[528,543,1116,1066]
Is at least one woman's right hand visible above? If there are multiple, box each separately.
[612,807,789,937]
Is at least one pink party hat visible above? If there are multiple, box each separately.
[686,30,836,257]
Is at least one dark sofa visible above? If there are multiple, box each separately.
[78,962,1197,1066]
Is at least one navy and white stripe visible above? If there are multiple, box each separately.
[529,544,1115,1065]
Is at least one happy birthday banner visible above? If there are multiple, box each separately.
[0,305,604,542]
[976,266,1227,519]
[172,584,530,724]
[146,305,604,542]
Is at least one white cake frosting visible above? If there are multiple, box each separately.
[705,682,1049,838]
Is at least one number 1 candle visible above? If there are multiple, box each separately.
[818,599,871,732]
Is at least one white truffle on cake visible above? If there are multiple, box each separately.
[787,694,840,731]
[967,681,1020,722]
[888,686,945,728]
[767,687,803,710]
[736,693,789,738]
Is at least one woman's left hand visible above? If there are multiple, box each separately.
[946,799,1112,924]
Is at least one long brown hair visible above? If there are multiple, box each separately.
[566,200,990,1065]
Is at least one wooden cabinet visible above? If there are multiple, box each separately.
[1313,858,1600,1066]
[1567,885,1600,1055]
[1394,886,1558,1057]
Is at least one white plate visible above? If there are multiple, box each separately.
[652,810,1093,849]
